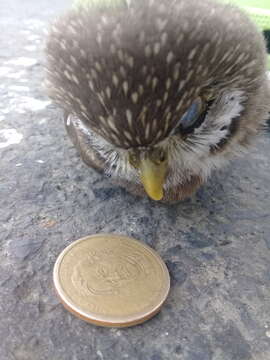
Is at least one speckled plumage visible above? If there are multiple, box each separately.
[45,0,270,201]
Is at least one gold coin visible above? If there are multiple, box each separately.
[53,234,170,327]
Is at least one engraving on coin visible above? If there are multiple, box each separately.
[71,248,150,296]
[54,234,170,326]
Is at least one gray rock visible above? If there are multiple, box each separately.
[1,0,270,359]
[7,238,44,260]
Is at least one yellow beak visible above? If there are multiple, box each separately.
[139,157,167,201]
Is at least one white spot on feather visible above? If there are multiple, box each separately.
[142,66,147,75]
[118,49,124,62]
[156,99,162,107]
[96,33,102,45]
[112,74,119,87]
[72,74,79,85]
[166,112,172,121]
[106,87,111,99]
[235,53,246,64]
[156,18,167,31]
[188,47,197,60]
[122,81,129,96]
[202,68,208,77]
[177,33,184,45]
[173,65,180,81]
[99,116,106,126]
[219,52,231,64]
[176,98,184,111]
[164,117,170,132]
[126,109,133,128]
[187,70,194,81]
[152,118,157,132]
[72,39,79,48]
[196,64,203,74]
[166,52,174,64]
[60,42,66,51]
[145,123,150,139]
[163,92,169,103]
[224,65,234,75]
[139,31,145,43]
[138,85,144,95]
[110,44,116,54]
[131,92,139,104]
[120,66,127,78]
[154,43,161,55]
[200,43,210,57]
[95,62,102,72]
[107,116,118,133]
[161,32,168,46]
[66,116,71,126]
[80,49,87,58]
[165,105,171,114]
[68,25,77,35]
[127,56,134,68]
[88,80,94,91]
[124,131,133,141]
[145,45,152,58]
[146,75,151,86]
[155,130,163,141]
[166,78,171,90]
[64,70,72,80]
[152,77,158,91]
[91,69,98,79]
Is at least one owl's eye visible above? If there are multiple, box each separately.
[180,97,204,131]
[177,96,214,135]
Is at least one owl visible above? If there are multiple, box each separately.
[45,0,270,202]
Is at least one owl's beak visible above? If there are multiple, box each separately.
[139,157,167,201]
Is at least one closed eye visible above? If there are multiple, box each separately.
[176,97,215,135]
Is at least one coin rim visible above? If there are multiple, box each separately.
[53,234,170,327]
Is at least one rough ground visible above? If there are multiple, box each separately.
[1,1,270,359]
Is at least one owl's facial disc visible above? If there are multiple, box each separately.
[127,96,215,201]
[129,148,168,200]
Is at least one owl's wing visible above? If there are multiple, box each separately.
[64,112,105,172]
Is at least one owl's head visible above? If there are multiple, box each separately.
[46,0,270,200]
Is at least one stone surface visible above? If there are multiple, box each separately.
[1,1,270,359]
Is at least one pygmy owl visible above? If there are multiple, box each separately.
[45,0,270,202]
